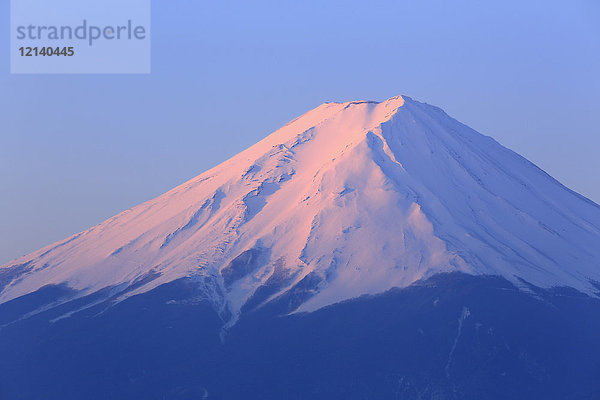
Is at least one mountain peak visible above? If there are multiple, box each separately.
[2,96,600,323]
[322,94,406,107]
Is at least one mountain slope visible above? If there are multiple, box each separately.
[3,273,600,400]
[1,95,600,322]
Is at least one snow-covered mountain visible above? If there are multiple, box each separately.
[3,95,600,400]
[2,95,600,323]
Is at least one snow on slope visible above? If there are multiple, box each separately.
[1,95,600,318]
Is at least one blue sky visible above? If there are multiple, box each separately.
[1,0,599,264]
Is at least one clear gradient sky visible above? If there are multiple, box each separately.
[1,0,599,264]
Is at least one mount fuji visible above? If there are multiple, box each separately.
[1,95,600,399]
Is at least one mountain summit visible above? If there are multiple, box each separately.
[2,95,600,322]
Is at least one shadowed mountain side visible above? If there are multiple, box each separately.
[1,273,599,400]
